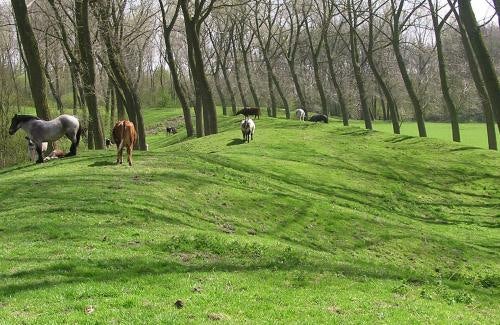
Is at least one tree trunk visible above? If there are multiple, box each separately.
[267,59,290,119]
[180,2,217,135]
[158,1,194,137]
[348,6,372,130]
[96,1,146,150]
[455,8,497,149]
[11,0,51,121]
[266,65,277,117]
[392,2,427,137]
[242,49,260,108]
[220,59,237,115]
[212,64,227,116]
[365,0,400,133]
[288,61,307,112]
[393,38,426,137]
[324,36,349,126]
[305,20,327,116]
[232,39,248,108]
[458,0,500,131]
[429,0,460,142]
[76,0,104,149]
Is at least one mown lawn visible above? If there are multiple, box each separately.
[349,119,491,149]
[0,108,498,323]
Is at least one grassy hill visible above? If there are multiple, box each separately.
[0,109,499,323]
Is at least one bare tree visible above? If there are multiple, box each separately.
[428,0,460,142]
[94,0,147,150]
[11,0,51,121]
[390,0,427,137]
[457,0,500,131]
[254,0,291,118]
[76,0,104,149]
[159,0,194,137]
[179,0,218,135]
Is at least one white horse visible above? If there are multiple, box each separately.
[296,108,306,121]
[9,114,82,163]
[240,118,255,143]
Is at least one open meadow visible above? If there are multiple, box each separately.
[0,107,498,323]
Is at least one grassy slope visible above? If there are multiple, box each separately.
[0,109,499,323]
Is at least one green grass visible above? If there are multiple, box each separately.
[350,119,491,149]
[0,108,499,323]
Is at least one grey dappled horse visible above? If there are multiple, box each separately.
[9,114,82,163]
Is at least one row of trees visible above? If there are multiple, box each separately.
[2,0,500,152]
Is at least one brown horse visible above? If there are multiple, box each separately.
[112,120,137,166]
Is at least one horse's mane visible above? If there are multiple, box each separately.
[15,115,41,123]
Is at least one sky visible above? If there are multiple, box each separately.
[471,0,498,24]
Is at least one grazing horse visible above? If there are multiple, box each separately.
[296,109,306,121]
[9,114,81,163]
[240,118,256,143]
[236,107,261,119]
[309,114,329,123]
[112,120,137,166]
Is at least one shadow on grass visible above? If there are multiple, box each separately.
[449,146,481,152]
[227,138,245,146]
[88,161,116,167]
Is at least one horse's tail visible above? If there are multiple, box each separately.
[118,121,126,150]
[76,123,83,147]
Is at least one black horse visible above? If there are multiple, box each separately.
[309,114,328,123]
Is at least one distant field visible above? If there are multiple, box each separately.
[10,105,495,150]
[349,120,491,149]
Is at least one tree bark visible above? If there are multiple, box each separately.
[391,1,427,137]
[240,38,260,108]
[305,15,328,116]
[458,0,500,131]
[11,0,51,121]
[95,1,147,150]
[348,1,372,129]
[231,37,248,108]
[159,1,194,137]
[324,35,349,126]
[364,0,399,133]
[76,0,104,149]
[180,0,217,135]
[453,5,497,149]
[429,0,460,142]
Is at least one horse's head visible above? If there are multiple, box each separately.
[8,114,20,135]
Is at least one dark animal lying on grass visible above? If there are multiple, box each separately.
[236,107,261,119]
[112,120,137,166]
[166,127,177,134]
[240,118,256,143]
[309,114,328,123]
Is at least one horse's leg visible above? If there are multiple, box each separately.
[35,143,44,164]
[116,145,122,164]
[65,132,77,157]
[127,146,132,166]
